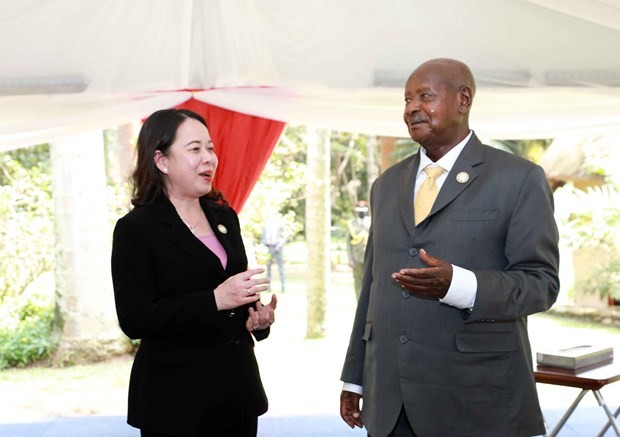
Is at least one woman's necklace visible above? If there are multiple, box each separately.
[180,214,201,235]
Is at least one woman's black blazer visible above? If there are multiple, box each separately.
[111,195,268,435]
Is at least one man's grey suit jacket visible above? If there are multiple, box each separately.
[341,133,560,437]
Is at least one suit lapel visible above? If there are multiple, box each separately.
[398,154,419,236]
[202,199,237,274]
[429,134,484,218]
[154,199,228,274]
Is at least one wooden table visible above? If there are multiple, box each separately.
[535,358,620,436]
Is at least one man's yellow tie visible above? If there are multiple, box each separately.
[414,166,445,225]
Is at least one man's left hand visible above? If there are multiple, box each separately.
[391,249,452,300]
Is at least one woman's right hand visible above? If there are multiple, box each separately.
[214,268,270,311]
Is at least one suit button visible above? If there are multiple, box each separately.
[402,291,410,299]
[399,335,408,344]
[408,247,418,257]
[231,337,240,345]
[227,310,235,318]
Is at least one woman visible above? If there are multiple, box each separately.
[112,108,277,437]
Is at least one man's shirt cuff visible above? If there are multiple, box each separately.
[342,382,363,395]
[439,265,477,309]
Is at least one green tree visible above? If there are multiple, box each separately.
[0,145,54,301]
[491,139,552,163]
[305,127,330,338]
[241,125,307,243]
[330,132,374,229]
[0,144,57,368]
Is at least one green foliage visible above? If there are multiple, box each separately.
[577,257,620,300]
[576,133,619,180]
[0,145,55,301]
[492,139,552,163]
[556,183,620,301]
[102,126,133,222]
[242,126,381,250]
[391,138,420,162]
[388,138,551,168]
[557,184,620,251]
[0,145,57,369]
[107,181,132,225]
[0,144,51,181]
[241,125,307,243]
[0,277,57,370]
[330,131,375,225]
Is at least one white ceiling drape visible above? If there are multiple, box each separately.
[0,93,191,151]
[1,0,620,150]
[194,86,620,140]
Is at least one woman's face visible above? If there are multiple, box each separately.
[155,117,218,200]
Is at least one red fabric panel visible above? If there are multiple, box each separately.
[176,98,286,212]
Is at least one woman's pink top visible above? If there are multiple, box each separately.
[198,235,228,270]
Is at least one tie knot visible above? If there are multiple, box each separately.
[424,166,445,180]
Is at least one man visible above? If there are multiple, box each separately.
[340,58,559,437]
[261,214,287,293]
[346,201,371,299]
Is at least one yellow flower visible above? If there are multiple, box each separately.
[21,337,28,343]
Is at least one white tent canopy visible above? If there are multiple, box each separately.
[1,0,620,150]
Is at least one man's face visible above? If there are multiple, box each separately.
[403,66,463,149]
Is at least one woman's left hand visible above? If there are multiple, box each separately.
[246,294,278,332]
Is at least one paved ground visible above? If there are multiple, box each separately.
[1,265,619,436]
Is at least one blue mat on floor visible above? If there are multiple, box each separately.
[0,408,616,437]
[0,415,363,437]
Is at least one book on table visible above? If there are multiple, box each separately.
[536,345,614,369]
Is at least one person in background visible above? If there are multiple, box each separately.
[261,213,287,293]
[346,201,371,299]
[340,58,559,436]
[111,108,277,437]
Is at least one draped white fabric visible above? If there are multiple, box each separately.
[0,92,191,151]
[1,0,620,149]
[194,87,620,140]
[0,0,279,92]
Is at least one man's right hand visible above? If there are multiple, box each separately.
[340,390,363,429]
